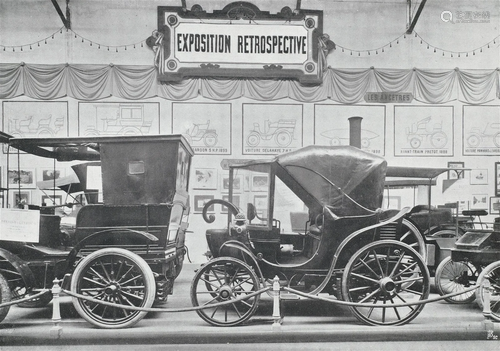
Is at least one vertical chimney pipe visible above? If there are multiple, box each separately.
[348,116,363,148]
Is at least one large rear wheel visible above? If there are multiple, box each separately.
[342,240,430,326]
[435,256,478,304]
[191,257,260,326]
[71,248,155,329]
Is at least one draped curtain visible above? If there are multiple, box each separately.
[1,63,498,104]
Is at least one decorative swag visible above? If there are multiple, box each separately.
[0,63,499,104]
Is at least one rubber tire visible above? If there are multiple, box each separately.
[435,256,477,304]
[71,248,155,329]
[475,260,500,322]
[0,273,11,323]
[342,240,430,326]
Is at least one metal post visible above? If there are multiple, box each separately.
[482,279,492,319]
[272,275,282,331]
[50,278,63,339]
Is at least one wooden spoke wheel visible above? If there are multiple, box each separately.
[191,257,260,326]
[475,260,500,322]
[71,248,155,329]
[435,257,478,304]
[342,240,430,326]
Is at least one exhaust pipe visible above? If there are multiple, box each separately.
[348,116,363,148]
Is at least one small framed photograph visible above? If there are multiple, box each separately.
[471,194,488,210]
[221,174,243,193]
[490,197,500,215]
[193,168,218,190]
[447,161,465,180]
[193,194,215,213]
[458,200,469,212]
[41,194,63,206]
[251,174,269,192]
[253,194,268,216]
[8,169,36,189]
[40,169,64,182]
[221,194,240,214]
[495,162,500,196]
[470,169,488,185]
[10,191,31,208]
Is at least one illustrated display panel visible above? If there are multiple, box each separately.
[463,106,500,156]
[172,103,231,155]
[78,102,160,137]
[314,104,386,155]
[2,101,68,141]
[242,104,303,155]
[394,106,453,157]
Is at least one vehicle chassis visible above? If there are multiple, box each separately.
[0,133,193,328]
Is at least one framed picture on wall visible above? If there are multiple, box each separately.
[447,162,465,180]
[221,194,240,214]
[251,174,268,192]
[193,168,218,190]
[41,194,63,206]
[490,197,500,216]
[193,195,214,213]
[10,191,31,208]
[471,194,488,210]
[8,169,36,188]
[495,162,500,196]
[470,169,488,185]
[221,174,242,193]
[40,169,64,182]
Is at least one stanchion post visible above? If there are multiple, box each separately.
[482,279,492,319]
[50,278,63,339]
[272,275,282,331]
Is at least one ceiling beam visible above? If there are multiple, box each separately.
[406,0,427,34]
[50,0,71,29]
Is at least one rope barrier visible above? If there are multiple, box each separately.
[0,290,50,309]
[60,286,272,313]
[283,284,481,308]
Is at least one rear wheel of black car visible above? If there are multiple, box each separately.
[342,240,430,326]
[475,260,500,322]
[71,248,155,329]
[435,256,478,304]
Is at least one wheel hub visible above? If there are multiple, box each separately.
[104,283,121,296]
[379,277,396,294]
[218,285,233,300]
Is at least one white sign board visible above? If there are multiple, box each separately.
[0,208,40,243]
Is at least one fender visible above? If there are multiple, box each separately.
[0,247,37,291]
[66,228,159,270]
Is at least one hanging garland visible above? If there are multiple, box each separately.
[0,26,499,58]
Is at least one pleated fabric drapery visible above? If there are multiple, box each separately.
[0,63,499,104]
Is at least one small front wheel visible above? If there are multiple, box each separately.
[342,240,430,326]
[435,256,478,304]
[71,248,156,329]
[191,257,260,326]
[475,260,500,322]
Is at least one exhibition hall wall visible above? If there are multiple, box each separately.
[0,0,499,262]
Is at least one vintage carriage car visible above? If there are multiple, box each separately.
[194,145,430,326]
[0,133,193,328]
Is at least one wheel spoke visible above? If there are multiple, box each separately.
[117,265,135,284]
[372,251,385,277]
[98,259,113,282]
[359,287,382,303]
[350,272,379,284]
[356,257,381,280]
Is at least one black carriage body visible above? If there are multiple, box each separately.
[205,146,395,290]
[0,133,193,300]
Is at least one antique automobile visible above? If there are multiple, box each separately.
[194,145,430,326]
[384,166,471,276]
[433,216,500,315]
[0,132,193,328]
